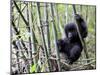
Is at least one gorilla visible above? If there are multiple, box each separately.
[57,14,88,64]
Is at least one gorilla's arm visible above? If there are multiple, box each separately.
[75,14,88,38]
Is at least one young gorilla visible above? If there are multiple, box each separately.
[57,14,88,64]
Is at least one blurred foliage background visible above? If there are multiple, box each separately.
[11,1,96,74]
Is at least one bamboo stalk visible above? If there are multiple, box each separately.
[44,3,51,56]
[86,6,88,22]
[50,3,61,71]
[44,3,52,71]
[12,3,29,72]
[12,21,20,35]
[65,4,68,24]
[54,4,63,36]
[28,2,38,72]
[36,2,50,72]
[13,1,30,32]
[14,4,27,22]
[16,39,29,73]
[72,5,89,63]
[80,5,82,14]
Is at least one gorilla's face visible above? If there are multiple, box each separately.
[65,23,79,43]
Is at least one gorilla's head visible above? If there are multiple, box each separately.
[64,23,79,43]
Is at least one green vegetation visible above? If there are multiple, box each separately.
[11,1,96,74]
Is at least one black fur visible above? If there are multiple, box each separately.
[57,14,87,64]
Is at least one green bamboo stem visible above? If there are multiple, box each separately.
[44,3,52,71]
[55,4,63,36]
[44,3,51,56]
[50,3,61,71]
[72,5,89,63]
[65,4,68,24]
[13,1,30,32]
[36,2,50,72]
[28,2,38,72]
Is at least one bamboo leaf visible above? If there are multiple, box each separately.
[30,64,37,73]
